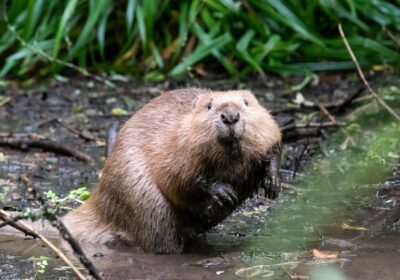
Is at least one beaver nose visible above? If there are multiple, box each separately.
[221,109,240,125]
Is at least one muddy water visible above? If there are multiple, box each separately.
[238,121,400,279]
[1,128,399,280]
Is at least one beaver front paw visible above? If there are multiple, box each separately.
[263,142,281,200]
[208,182,238,207]
[189,178,238,226]
[263,174,280,200]
[192,176,238,207]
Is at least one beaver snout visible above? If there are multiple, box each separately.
[221,109,240,125]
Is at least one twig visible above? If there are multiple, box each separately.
[24,177,103,280]
[279,168,304,178]
[281,264,309,280]
[0,96,12,106]
[318,105,336,124]
[352,94,374,103]
[50,219,103,280]
[56,119,95,141]
[292,140,309,179]
[0,211,36,236]
[271,87,365,115]
[320,102,358,146]
[280,121,345,132]
[312,226,324,242]
[338,23,400,122]
[382,26,400,48]
[281,121,346,141]
[0,132,92,162]
[0,210,86,280]
[336,87,365,111]
[280,182,297,190]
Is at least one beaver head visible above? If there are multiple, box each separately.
[186,90,280,160]
[193,91,246,145]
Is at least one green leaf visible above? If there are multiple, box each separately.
[126,0,137,32]
[258,0,324,45]
[150,43,164,68]
[192,23,238,75]
[236,30,255,52]
[136,4,146,46]
[97,6,112,59]
[23,0,44,39]
[178,3,189,48]
[52,0,78,59]
[79,191,91,200]
[169,33,232,77]
[111,107,129,116]
[70,0,109,57]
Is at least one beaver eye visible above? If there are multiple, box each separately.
[244,99,249,106]
[207,102,212,110]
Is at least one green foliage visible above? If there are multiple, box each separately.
[44,187,90,211]
[29,256,50,275]
[0,0,400,80]
[69,187,91,201]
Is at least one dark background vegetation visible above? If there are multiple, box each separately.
[1,0,400,82]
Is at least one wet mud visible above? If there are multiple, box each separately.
[0,74,399,279]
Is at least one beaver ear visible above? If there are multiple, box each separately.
[241,90,259,104]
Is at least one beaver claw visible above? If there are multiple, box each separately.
[263,142,282,200]
[189,177,238,224]
[209,182,238,207]
[201,183,237,224]
[263,175,280,200]
[193,176,237,206]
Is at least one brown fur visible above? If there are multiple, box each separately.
[63,88,281,253]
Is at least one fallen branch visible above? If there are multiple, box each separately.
[318,105,336,124]
[338,23,400,122]
[50,219,103,280]
[303,87,364,113]
[0,96,12,106]
[280,121,345,141]
[271,87,364,115]
[292,140,309,179]
[319,101,357,146]
[0,133,92,162]
[55,119,95,141]
[0,211,36,235]
[0,209,86,280]
[280,121,345,133]
[22,175,103,280]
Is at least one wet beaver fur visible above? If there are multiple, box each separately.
[63,88,282,254]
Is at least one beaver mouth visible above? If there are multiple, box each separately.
[219,137,241,158]
[218,126,241,142]
[217,127,242,158]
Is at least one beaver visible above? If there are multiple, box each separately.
[63,88,282,254]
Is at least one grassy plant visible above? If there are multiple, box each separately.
[0,0,399,81]
[29,256,50,276]
[44,187,90,211]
